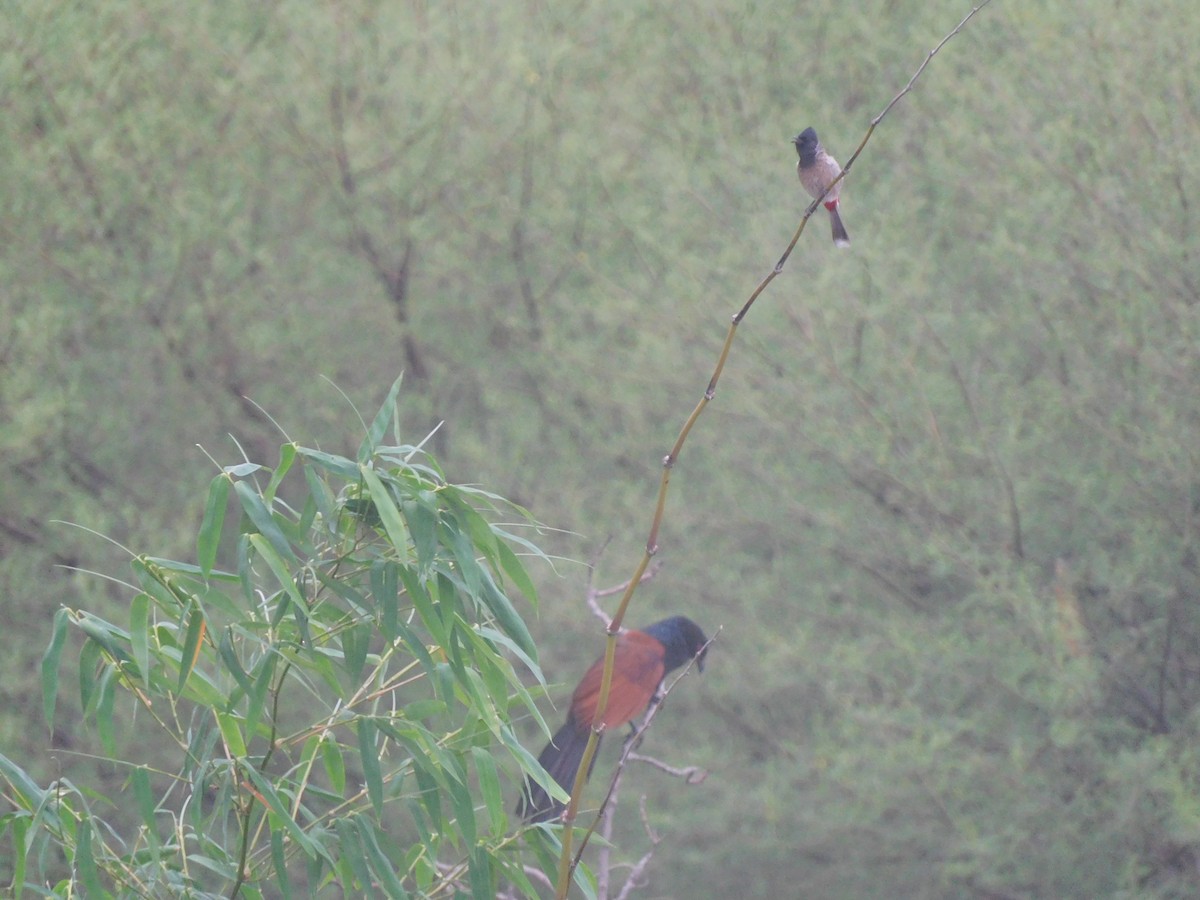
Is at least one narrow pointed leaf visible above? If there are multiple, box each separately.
[234,480,295,564]
[41,607,69,729]
[0,753,45,809]
[198,474,230,577]
[131,766,158,844]
[178,603,207,695]
[130,592,151,691]
[360,466,411,561]
[264,442,297,503]
[216,710,248,758]
[241,765,320,856]
[477,567,535,658]
[355,815,409,899]
[272,828,293,900]
[218,629,254,698]
[357,718,383,817]
[96,667,116,755]
[472,747,504,833]
[249,534,305,609]
[320,734,346,795]
[359,375,404,461]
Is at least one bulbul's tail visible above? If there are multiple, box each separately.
[518,717,601,823]
[827,202,850,248]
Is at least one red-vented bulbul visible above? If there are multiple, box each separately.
[793,127,850,247]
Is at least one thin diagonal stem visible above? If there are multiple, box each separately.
[552,3,996,894]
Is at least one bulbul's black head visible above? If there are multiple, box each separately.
[793,127,819,167]
[642,616,709,673]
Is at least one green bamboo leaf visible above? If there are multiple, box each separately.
[131,558,183,611]
[303,463,338,536]
[245,650,277,735]
[341,620,370,680]
[499,725,559,798]
[572,861,600,900]
[248,534,305,610]
[468,846,493,900]
[460,631,507,707]
[76,613,133,665]
[9,812,28,895]
[297,447,360,480]
[490,524,553,568]
[76,819,104,899]
[334,817,372,888]
[225,462,264,477]
[240,765,320,857]
[271,828,293,900]
[177,603,207,695]
[357,718,383,817]
[218,629,254,699]
[402,699,446,721]
[320,734,346,795]
[130,592,151,691]
[471,747,504,834]
[295,493,318,545]
[444,495,499,559]
[477,567,536,659]
[306,823,336,872]
[371,561,398,638]
[495,538,538,607]
[412,764,443,830]
[447,774,476,846]
[96,667,116,755]
[314,568,370,617]
[502,860,542,900]
[402,498,438,574]
[290,596,312,649]
[215,710,248,757]
[131,766,158,846]
[393,618,437,679]
[140,558,240,584]
[359,375,404,461]
[197,473,230,578]
[264,442,297,503]
[360,466,412,561]
[78,638,100,713]
[0,752,46,809]
[444,520,483,597]
[477,625,543,687]
[234,480,295,564]
[41,607,69,729]
[354,815,409,899]
[398,566,445,646]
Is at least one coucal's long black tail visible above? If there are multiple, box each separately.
[518,715,601,823]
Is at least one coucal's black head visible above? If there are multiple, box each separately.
[642,615,709,673]
[793,127,819,167]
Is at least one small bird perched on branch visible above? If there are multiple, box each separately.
[793,127,850,247]
[518,615,709,823]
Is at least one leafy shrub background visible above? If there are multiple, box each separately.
[3,0,1200,896]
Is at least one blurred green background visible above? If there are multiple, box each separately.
[3,0,1198,896]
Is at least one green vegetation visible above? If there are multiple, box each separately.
[3,386,559,896]
[3,0,1199,896]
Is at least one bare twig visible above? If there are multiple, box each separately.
[585,559,666,623]
[613,805,658,900]
[625,751,709,784]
